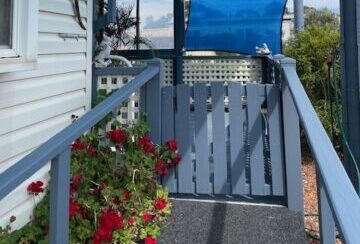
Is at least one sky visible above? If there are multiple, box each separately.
[120,0,341,22]
[290,0,340,13]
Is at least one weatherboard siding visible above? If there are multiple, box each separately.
[0,0,92,230]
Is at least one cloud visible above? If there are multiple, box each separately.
[144,13,173,29]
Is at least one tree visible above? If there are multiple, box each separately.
[304,7,340,31]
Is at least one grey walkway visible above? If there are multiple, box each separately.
[159,199,306,244]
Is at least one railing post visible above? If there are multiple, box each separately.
[317,172,336,244]
[140,59,165,144]
[279,58,304,214]
[273,55,285,85]
[49,148,71,244]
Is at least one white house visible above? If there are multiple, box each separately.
[0,0,93,230]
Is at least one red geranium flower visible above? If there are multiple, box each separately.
[128,217,136,225]
[70,173,83,195]
[154,198,167,210]
[86,144,98,157]
[155,160,168,176]
[93,209,124,243]
[71,139,85,152]
[145,236,157,244]
[142,213,154,223]
[143,143,156,155]
[99,209,124,230]
[27,181,44,194]
[108,129,127,144]
[99,182,107,191]
[137,135,156,155]
[93,227,112,244]
[137,135,152,146]
[69,198,82,218]
[171,154,182,167]
[165,140,178,151]
[123,190,131,201]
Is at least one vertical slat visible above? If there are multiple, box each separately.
[162,86,177,192]
[282,80,304,213]
[317,173,336,244]
[266,84,285,196]
[145,59,164,144]
[211,82,228,194]
[228,82,246,194]
[176,84,193,193]
[247,84,265,195]
[49,148,71,244]
[194,83,211,194]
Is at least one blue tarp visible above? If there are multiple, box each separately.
[185,0,286,55]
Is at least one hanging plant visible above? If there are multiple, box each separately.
[0,120,181,244]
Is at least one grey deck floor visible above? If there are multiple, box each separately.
[159,199,306,244]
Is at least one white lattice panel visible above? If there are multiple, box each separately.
[97,58,263,126]
[98,75,139,126]
[182,58,262,85]
[129,59,174,85]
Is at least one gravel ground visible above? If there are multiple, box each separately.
[159,200,306,244]
[302,153,342,244]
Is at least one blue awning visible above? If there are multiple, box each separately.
[185,0,286,55]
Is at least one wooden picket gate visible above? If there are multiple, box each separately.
[161,82,286,197]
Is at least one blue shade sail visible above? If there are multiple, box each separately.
[185,0,286,55]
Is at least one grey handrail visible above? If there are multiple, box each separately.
[278,58,360,243]
[0,59,163,244]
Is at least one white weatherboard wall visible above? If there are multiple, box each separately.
[0,0,92,230]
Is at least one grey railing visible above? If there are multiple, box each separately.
[0,59,164,244]
[275,56,360,243]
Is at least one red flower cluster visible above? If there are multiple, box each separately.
[27,181,44,194]
[171,154,181,167]
[165,140,178,151]
[71,139,85,152]
[123,190,131,201]
[108,129,127,144]
[70,173,83,195]
[93,209,124,244]
[99,182,107,191]
[71,139,97,157]
[145,236,157,244]
[153,198,167,210]
[128,216,136,225]
[86,144,98,157]
[69,198,83,218]
[137,135,156,155]
[155,160,168,176]
[142,213,155,223]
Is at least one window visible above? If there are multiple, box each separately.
[0,0,38,73]
[140,0,174,50]
[117,0,174,50]
[0,0,12,50]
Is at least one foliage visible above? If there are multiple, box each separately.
[304,7,340,31]
[0,120,181,244]
[284,24,340,140]
[101,2,154,50]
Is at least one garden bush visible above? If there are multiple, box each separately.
[0,120,181,244]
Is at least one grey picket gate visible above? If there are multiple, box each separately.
[161,82,286,197]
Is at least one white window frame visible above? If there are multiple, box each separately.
[0,0,38,73]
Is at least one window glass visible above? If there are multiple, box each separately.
[116,0,174,50]
[140,0,174,49]
[0,0,12,48]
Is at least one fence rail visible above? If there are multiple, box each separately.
[0,59,164,244]
[276,57,360,243]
